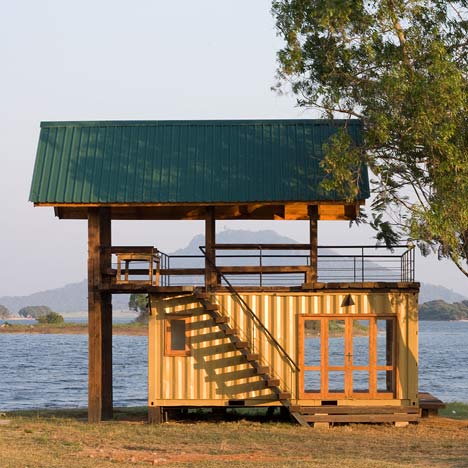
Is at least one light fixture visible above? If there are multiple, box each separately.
[341,294,355,307]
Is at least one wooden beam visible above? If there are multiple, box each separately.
[88,207,113,423]
[205,206,217,290]
[50,201,365,221]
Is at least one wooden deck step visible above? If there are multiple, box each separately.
[300,406,419,415]
[419,392,445,417]
[302,413,419,423]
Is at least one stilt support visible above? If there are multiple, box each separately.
[88,207,113,423]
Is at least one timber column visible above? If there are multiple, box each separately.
[205,206,217,290]
[307,205,319,283]
[88,207,113,422]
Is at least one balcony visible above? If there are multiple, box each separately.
[104,244,416,293]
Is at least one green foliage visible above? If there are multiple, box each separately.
[129,294,149,323]
[272,0,468,276]
[0,305,11,319]
[18,305,53,319]
[36,312,65,324]
[419,299,468,320]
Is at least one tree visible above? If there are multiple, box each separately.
[272,0,468,277]
[0,305,11,319]
[18,305,53,318]
[37,311,65,324]
[129,294,149,323]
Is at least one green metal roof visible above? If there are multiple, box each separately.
[29,119,369,204]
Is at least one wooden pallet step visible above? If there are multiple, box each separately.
[299,406,419,415]
[302,413,419,423]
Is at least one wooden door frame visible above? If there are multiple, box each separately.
[298,314,396,400]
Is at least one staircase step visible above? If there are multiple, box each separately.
[278,392,292,400]
[254,365,269,375]
[222,327,238,336]
[265,378,280,387]
[203,303,219,311]
[194,292,209,300]
[235,341,249,349]
[244,353,260,361]
[214,316,229,324]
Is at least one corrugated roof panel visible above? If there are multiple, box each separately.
[29,119,370,204]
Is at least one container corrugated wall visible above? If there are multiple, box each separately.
[148,291,417,405]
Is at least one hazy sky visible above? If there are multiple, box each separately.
[1,0,466,297]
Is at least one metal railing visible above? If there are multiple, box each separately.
[107,243,416,287]
[157,244,416,287]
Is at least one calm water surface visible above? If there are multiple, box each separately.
[0,321,466,410]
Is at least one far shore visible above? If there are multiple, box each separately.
[0,322,147,336]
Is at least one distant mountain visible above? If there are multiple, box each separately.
[1,229,465,313]
[0,279,130,314]
[419,283,467,304]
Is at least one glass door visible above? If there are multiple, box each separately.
[300,316,396,399]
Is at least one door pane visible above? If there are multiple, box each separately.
[304,371,320,393]
[328,320,345,367]
[353,371,369,393]
[352,319,370,367]
[377,319,394,366]
[304,320,321,367]
[377,370,394,393]
[328,371,345,393]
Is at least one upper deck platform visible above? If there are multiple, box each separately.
[102,243,417,294]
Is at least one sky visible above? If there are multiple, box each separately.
[0,0,466,297]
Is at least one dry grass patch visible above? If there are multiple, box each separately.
[0,409,467,467]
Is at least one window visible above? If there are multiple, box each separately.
[165,317,190,356]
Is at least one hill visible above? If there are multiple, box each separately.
[0,280,130,314]
[419,300,468,321]
[0,229,465,313]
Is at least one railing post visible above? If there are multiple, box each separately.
[361,247,364,282]
[259,246,263,288]
[307,205,319,283]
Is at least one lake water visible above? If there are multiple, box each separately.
[0,321,466,411]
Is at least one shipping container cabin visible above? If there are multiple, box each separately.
[30,120,420,426]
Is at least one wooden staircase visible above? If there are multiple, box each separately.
[193,290,307,426]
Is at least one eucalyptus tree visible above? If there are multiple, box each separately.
[272,0,468,277]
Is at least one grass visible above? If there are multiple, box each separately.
[440,402,468,420]
[1,405,467,467]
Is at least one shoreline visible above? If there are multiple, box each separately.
[0,322,147,336]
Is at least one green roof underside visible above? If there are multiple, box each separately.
[29,120,369,204]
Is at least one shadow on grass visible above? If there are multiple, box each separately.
[6,406,293,424]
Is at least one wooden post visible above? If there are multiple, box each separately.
[88,207,113,423]
[205,206,217,290]
[307,205,319,283]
